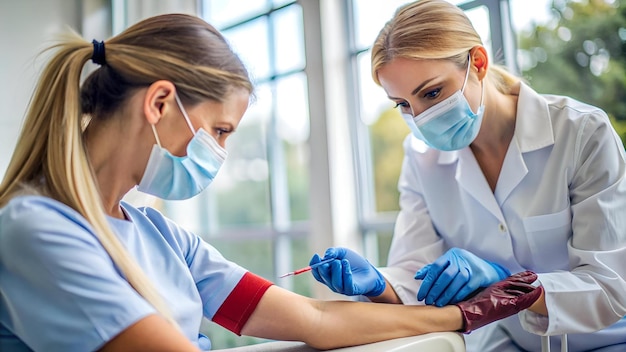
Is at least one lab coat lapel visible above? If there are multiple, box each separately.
[515,83,555,153]
[444,83,554,225]
[495,83,554,204]
[453,149,505,223]
[494,139,527,205]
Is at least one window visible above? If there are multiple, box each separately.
[163,0,310,348]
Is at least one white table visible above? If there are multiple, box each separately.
[214,332,465,352]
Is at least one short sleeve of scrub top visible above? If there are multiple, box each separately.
[124,202,273,338]
[0,196,157,351]
[0,196,273,352]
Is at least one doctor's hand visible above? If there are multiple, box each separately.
[415,248,510,306]
[309,247,386,297]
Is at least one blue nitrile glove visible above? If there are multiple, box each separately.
[414,247,510,307]
[309,247,386,297]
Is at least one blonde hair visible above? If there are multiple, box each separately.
[0,14,252,327]
[371,0,519,94]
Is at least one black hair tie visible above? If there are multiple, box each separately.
[91,39,106,65]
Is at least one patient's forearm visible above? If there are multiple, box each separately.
[243,271,541,349]
[528,289,548,316]
[241,286,462,351]
[309,300,463,349]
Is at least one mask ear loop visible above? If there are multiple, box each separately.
[461,54,472,93]
[150,92,198,148]
[151,124,162,148]
[463,53,485,109]
[174,93,197,135]
[479,75,485,106]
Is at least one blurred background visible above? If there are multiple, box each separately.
[1,0,625,348]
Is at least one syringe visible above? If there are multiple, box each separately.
[279,258,336,278]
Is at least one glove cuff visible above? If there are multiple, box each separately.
[364,268,386,297]
[489,261,511,280]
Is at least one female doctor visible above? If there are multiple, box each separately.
[309,0,626,351]
[0,12,544,352]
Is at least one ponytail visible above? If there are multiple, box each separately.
[0,29,178,328]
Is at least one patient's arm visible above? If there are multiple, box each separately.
[97,272,540,352]
[240,285,462,350]
[240,270,542,350]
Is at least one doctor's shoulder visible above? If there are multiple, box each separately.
[0,195,101,257]
[541,93,621,146]
[541,93,611,128]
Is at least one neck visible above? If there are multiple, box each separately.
[470,82,519,156]
[468,82,520,192]
[84,116,151,219]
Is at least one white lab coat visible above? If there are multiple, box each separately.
[379,83,626,352]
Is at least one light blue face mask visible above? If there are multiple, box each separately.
[137,94,227,200]
[402,56,484,151]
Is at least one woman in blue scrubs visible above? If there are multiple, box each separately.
[0,12,541,352]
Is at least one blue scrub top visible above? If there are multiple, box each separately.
[0,195,248,351]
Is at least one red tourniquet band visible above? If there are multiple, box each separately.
[212,272,273,335]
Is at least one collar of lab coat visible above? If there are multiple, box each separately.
[437,82,554,165]
[514,82,555,152]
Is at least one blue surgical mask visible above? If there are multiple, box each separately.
[402,56,484,151]
[137,94,227,200]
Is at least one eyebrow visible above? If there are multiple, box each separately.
[387,77,438,100]
[411,77,438,96]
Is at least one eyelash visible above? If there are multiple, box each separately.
[393,87,443,110]
[215,128,232,137]
[424,88,441,99]
[394,101,409,109]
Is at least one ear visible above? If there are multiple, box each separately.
[470,46,489,81]
[143,80,177,125]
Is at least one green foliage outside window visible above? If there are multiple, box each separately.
[370,108,410,213]
[518,0,626,145]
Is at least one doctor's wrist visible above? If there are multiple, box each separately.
[364,276,386,297]
[367,279,403,303]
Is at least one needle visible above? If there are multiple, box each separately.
[279,258,336,278]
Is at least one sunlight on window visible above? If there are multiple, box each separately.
[222,19,271,81]
[272,5,305,74]
[352,0,414,49]
[203,0,268,28]
[276,73,310,144]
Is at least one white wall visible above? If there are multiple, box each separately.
[0,0,82,179]
[0,0,114,181]
[113,0,196,35]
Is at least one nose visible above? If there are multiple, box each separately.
[409,104,422,118]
